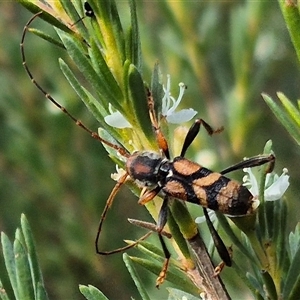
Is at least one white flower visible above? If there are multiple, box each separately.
[104,103,132,128]
[162,75,197,124]
[243,167,289,201]
[111,165,127,181]
[195,209,217,224]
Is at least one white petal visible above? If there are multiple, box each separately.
[104,111,132,128]
[265,172,290,201]
[166,109,197,124]
[111,165,127,181]
[195,209,216,224]
[161,92,170,115]
[162,76,172,115]
[165,82,186,116]
[166,95,180,115]
[161,75,190,121]
[195,216,206,224]
[243,168,259,197]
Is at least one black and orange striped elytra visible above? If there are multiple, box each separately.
[132,150,260,216]
[21,11,275,287]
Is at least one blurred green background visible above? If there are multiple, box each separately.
[1,1,299,299]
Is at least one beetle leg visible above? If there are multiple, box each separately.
[220,154,275,175]
[180,119,223,157]
[138,186,161,205]
[147,89,170,159]
[155,196,171,287]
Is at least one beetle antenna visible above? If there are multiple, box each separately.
[20,11,129,158]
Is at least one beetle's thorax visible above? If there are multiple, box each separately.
[126,151,169,187]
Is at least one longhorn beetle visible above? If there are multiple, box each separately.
[21,11,275,287]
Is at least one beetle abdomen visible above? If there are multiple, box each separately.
[162,157,254,216]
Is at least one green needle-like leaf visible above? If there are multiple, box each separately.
[36,282,48,300]
[278,1,300,64]
[0,279,11,300]
[126,63,153,139]
[79,285,109,300]
[123,253,150,300]
[27,28,65,49]
[1,216,49,300]
[129,256,198,295]
[289,223,300,260]
[127,0,142,71]
[58,58,109,127]
[57,30,123,107]
[21,214,44,298]
[150,64,163,110]
[263,93,300,145]
[167,209,190,260]
[277,92,300,127]
[283,240,300,299]
[166,288,200,300]
[14,235,34,300]
[16,0,73,34]
[88,40,123,107]
[1,233,18,299]
[261,271,277,300]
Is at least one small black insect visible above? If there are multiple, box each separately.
[72,2,95,26]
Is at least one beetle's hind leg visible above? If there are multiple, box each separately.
[220,154,275,175]
[95,173,152,255]
[180,119,223,157]
[132,195,172,287]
